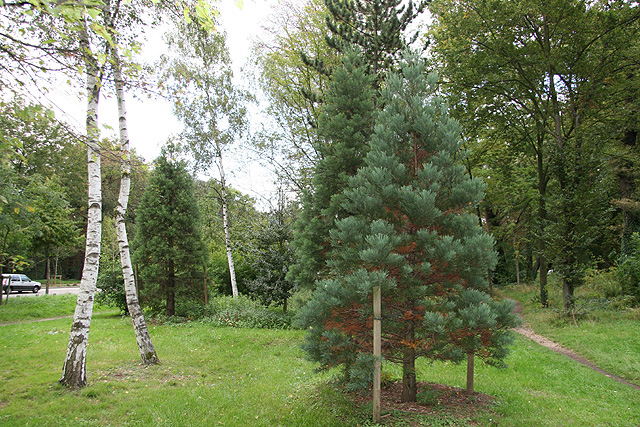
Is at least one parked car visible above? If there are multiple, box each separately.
[1,274,41,294]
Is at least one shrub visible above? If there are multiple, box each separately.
[583,268,623,299]
[174,300,210,319]
[96,260,128,315]
[207,294,292,329]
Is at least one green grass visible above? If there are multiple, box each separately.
[0,293,639,426]
[0,315,361,427]
[502,278,640,385]
[0,294,116,324]
[413,337,640,427]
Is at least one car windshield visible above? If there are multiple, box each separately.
[19,275,30,281]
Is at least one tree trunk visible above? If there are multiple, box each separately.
[113,46,159,365]
[167,259,176,316]
[60,19,101,388]
[401,320,417,403]
[466,352,475,395]
[203,265,208,305]
[45,250,51,295]
[618,130,640,256]
[372,286,382,423]
[562,280,574,312]
[548,51,577,312]
[536,131,549,308]
[218,153,238,297]
[514,234,521,287]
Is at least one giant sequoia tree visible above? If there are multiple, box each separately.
[298,53,507,403]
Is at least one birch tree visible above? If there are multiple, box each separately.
[60,15,103,388]
[161,20,250,297]
[111,43,159,364]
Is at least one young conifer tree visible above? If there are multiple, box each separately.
[289,0,427,289]
[430,288,520,394]
[287,49,375,289]
[133,152,207,316]
[298,52,499,402]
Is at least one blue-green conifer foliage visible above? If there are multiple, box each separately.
[298,52,514,400]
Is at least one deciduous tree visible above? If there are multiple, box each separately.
[430,0,639,309]
[27,176,79,294]
[162,18,250,298]
[252,0,337,190]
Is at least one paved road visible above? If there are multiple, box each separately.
[4,286,80,299]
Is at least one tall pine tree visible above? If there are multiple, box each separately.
[298,52,503,402]
[288,49,375,289]
[290,1,427,290]
[133,152,207,316]
[304,0,428,90]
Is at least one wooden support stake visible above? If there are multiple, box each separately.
[373,286,381,422]
[466,352,475,395]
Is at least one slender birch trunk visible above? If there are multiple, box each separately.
[113,47,159,365]
[60,19,102,388]
[217,151,238,297]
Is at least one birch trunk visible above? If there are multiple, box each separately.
[113,47,159,365]
[60,20,101,388]
[217,152,238,297]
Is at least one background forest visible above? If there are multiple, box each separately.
[2,0,639,315]
[1,0,640,424]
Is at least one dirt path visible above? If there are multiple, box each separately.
[512,300,640,391]
[0,315,73,326]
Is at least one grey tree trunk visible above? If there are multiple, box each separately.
[60,19,101,388]
[45,250,51,295]
[113,47,159,365]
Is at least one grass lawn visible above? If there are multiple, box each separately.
[502,279,640,385]
[0,294,639,426]
[0,294,113,324]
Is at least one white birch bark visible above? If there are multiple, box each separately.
[60,19,101,387]
[217,151,238,297]
[113,48,159,365]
